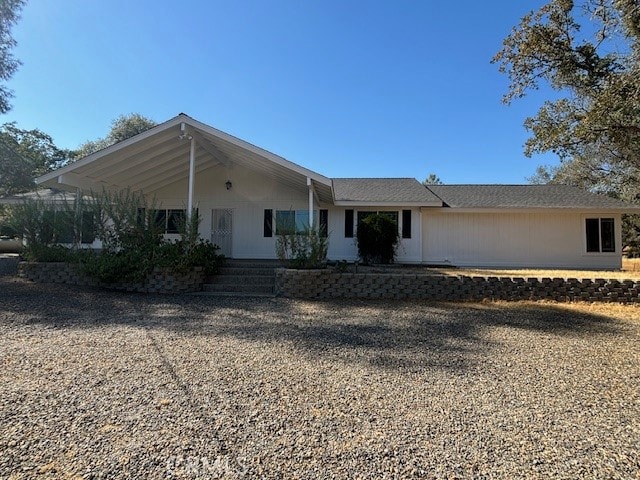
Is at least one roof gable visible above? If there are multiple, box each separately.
[36,113,333,202]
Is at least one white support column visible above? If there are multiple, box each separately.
[187,136,195,218]
[307,177,314,228]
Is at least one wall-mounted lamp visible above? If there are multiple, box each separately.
[225,180,233,190]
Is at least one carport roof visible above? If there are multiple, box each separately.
[36,113,334,204]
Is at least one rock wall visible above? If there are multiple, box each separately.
[17,262,204,294]
[275,269,640,303]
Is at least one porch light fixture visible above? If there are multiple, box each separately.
[225,180,232,190]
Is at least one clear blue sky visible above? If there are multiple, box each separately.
[4,0,556,184]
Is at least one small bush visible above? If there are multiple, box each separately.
[276,225,328,269]
[356,213,399,264]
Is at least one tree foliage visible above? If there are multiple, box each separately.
[0,0,25,114]
[73,113,157,159]
[422,173,443,185]
[495,0,640,246]
[0,122,70,195]
[493,0,640,182]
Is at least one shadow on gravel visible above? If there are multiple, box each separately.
[0,278,625,372]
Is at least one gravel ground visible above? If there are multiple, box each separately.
[1,277,639,479]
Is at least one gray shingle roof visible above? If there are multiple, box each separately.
[332,178,442,205]
[425,184,640,210]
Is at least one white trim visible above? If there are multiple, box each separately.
[334,200,442,207]
[187,137,196,217]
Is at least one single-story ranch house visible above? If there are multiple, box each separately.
[35,113,640,269]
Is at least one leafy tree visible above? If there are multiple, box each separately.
[493,0,640,185]
[73,113,157,159]
[0,122,70,195]
[422,173,443,185]
[0,0,25,113]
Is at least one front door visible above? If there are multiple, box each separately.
[211,209,233,257]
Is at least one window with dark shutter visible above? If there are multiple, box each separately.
[345,209,354,238]
[402,210,411,239]
[264,209,273,237]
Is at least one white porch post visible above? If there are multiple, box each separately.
[187,136,195,219]
[307,177,314,228]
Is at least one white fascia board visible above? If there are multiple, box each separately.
[36,115,189,185]
[425,206,640,214]
[183,116,332,187]
[334,201,443,207]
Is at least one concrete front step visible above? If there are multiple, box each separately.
[203,259,278,295]
[213,274,274,286]
[224,260,280,268]
[202,283,274,294]
[218,267,277,276]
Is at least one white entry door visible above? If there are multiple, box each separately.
[211,209,233,257]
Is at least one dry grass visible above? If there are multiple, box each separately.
[623,257,640,271]
[434,260,640,280]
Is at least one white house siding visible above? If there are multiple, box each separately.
[326,207,422,263]
[149,164,312,259]
[422,210,623,269]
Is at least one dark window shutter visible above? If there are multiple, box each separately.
[264,209,273,237]
[319,209,328,237]
[345,209,354,238]
[402,210,411,239]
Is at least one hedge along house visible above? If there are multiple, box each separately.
[35,113,640,269]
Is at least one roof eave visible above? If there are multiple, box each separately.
[333,200,443,207]
[432,206,640,213]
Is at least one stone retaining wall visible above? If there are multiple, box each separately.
[275,269,640,303]
[0,256,19,276]
[18,262,204,294]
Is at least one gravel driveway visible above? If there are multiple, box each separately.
[1,278,639,479]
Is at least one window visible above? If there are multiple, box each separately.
[356,211,399,232]
[146,208,188,234]
[275,210,319,234]
[42,210,95,244]
[167,209,185,234]
[586,217,615,253]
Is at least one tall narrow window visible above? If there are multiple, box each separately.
[600,218,615,252]
[263,209,273,237]
[586,218,615,253]
[402,210,411,239]
[345,209,354,238]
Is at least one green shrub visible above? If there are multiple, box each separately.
[276,225,328,269]
[8,190,224,284]
[356,213,399,264]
